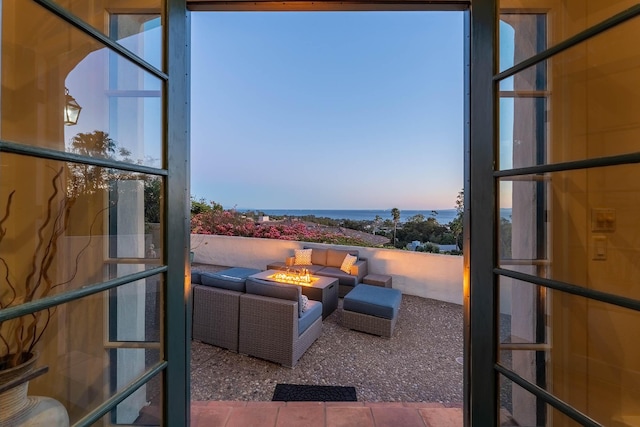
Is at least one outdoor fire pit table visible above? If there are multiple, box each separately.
[249,270,339,319]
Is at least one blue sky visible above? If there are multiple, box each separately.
[191,12,464,210]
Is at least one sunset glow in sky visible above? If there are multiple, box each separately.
[191,12,464,210]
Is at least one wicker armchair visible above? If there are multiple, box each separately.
[191,267,261,352]
[192,284,242,352]
[238,292,322,368]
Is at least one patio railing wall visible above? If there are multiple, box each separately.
[190,234,513,313]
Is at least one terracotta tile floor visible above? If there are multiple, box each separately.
[191,401,463,427]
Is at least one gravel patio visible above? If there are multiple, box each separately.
[190,270,465,405]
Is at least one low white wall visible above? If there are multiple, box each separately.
[191,234,464,306]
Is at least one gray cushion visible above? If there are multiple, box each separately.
[245,277,304,317]
[191,271,202,285]
[316,266,359,286]
[200,267,261,292]
[298,300,322,335]
[343,284,402,320]
[304,247,327,266]
[326,249,359,268]
[218,267,263,278]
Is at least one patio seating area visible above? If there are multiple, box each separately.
[191,264,464,403]
[188,263,519,426]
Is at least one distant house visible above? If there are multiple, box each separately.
[437,244,459,252]
[406,241,459,252]
[406,240,422,251]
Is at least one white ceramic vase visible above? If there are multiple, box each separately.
[0,353,69,427]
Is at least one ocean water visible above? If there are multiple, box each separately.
[241,208,512,224]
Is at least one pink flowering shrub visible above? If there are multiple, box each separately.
[191,207,369,246]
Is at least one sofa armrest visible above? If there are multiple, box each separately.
[350,259,368,281]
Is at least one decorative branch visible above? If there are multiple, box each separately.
[0,167,84,368]
[0,191,16,310]
[24,168,63,298]
[51,202,110,291]
[0,190,15,240]
[31,201,112,353]
[1,131,142,370]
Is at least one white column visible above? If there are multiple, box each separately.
[115,179,147,423]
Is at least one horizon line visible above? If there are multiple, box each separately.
[231,207,513,211]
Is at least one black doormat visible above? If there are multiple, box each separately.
[272,384,357,402]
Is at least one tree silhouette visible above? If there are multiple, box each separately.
[449,189,464,250]
[391,208,401,247]
[373,215,382,234]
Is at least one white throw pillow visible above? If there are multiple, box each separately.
[300,294,309,312]
[294,248,312,265]
[340,254,358,274]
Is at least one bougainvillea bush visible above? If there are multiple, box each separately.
[190,205,369,246]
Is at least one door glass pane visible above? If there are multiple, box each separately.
[5,284,163,425]
[109,276,162,343]
[498,174,546,267]
[499,13,546,77]
[499,350,551,426]
[0,153,164,301]
[499,0,637,47]
[1,0,163,167]
[498,276,640,426]
[499,164,640,302]
[103,372,163,426]
[110,13,162,70]
[498,15,640,170]
[498,96,546,170]
[49,0,163,69]
[107,350,163,425]
[498,13,547,170]
[500,374,584,427]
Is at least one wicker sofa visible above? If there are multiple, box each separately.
[267,246,369,297]
[192,270,323,367]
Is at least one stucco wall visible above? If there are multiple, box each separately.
[191,234,465,306]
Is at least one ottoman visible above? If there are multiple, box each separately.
[341,284,402,337]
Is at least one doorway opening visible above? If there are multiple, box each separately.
[189,10,467,405]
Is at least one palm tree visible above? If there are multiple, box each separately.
[391,208,400,247]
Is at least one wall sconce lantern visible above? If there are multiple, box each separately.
[64,87,82,126]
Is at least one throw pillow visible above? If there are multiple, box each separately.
[294,248,312,265]
[300,294,309,312]
[340,254,358,274]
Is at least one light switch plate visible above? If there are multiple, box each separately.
[591,208,616,232]
[592,235,607,261]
